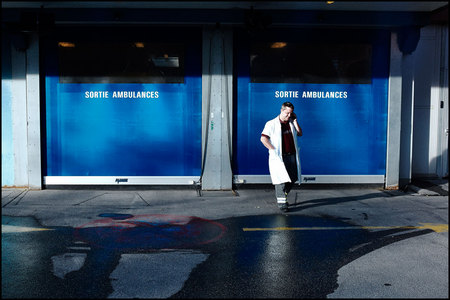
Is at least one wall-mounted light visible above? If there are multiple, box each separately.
[270,42,287,49]
[134,42,145,48]
[58,42,75,48]
[326,1,335,4]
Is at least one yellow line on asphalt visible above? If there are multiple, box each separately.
[417,223,449,233]
[243,223,448,233]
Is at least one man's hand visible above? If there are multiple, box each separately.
[260,135,275,150]
[290,113,302,136]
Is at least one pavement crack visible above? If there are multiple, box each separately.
[73,193,108,206]
[136,192,151,206]
[2,189,29,207]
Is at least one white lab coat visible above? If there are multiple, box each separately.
[262,116,302,185]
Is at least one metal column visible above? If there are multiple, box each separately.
[201,26,233,190]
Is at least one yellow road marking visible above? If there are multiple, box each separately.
[417,223,449,233]
[243,223,448,233]
[2,225,54,233]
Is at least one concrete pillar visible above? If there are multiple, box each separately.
[11,38,29,187]
[201,26,233,190]
[1,32,14,187]
[10,32,41,189]
[399,53,415,187]
[385,32,403,189]
[26,33,42,189]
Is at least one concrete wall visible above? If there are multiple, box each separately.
[2,24,447,189]
[1,33,14,186]
[410,25,448,179]
[2,33,41,189]
[396,24,449,187]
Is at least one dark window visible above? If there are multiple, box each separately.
[250,42,372,84]
[58,41,184,83]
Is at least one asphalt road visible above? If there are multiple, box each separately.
[2,186,448,298]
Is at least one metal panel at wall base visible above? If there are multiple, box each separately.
[44,176,200,185]
[234,175,385,184]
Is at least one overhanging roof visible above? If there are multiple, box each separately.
[2,1,448,12]
[2,1,447,29]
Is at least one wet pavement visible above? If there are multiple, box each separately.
[2,185,449,298]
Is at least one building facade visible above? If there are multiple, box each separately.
[2,1,448,189]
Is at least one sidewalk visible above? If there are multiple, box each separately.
[2,183,448,228]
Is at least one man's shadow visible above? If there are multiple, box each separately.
[287,190,400,212]
[172,213,439,298]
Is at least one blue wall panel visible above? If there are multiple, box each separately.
[44,28,202,176]
[235,29,390,176]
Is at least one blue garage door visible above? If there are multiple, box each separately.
[234,29,390,178]
[44,27,202,177]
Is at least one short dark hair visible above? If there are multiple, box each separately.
[281,102,294,110]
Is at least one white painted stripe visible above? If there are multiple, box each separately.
[67,247,91,251]
[277,198,287,203]
[2,225,54,233]
[108,252,209,298]
[74,241,88,244]
[52,253,87,279]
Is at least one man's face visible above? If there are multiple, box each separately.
[280,107,293,122]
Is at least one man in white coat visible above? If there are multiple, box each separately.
[260,102,302,212]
